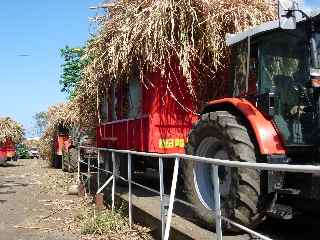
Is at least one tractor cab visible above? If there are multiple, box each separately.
[227,10,320,153]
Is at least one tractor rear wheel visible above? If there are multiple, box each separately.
[184,111,263,231]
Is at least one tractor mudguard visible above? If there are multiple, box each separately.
[203,98,285,155]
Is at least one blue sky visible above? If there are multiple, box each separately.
[0,1,102,136]
[305,0,319,10]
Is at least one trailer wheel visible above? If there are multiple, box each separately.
[53,155,62,169]
[101,151,112,176]
[67,148,78,172]
[184,111,263,231]
[62,149,68,172]
[63,148,78,172]
[101,152,126,184]
[116,153,134,185]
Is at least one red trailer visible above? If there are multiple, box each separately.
[55,134,70,157]
[54,126,92,172]
[0,138,17,165]
[53,132,71,169]
[96,67,228,154]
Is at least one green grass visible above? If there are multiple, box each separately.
[79,202,129,235]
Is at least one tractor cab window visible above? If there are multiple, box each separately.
[232,40,258,97]
[313,32,320,69]
[259,29,312,144]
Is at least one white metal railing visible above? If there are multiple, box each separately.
[77,146,320,240]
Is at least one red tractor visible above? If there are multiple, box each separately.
[96,4,320,230]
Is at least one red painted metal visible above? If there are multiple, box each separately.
[0,139,16,160]
[97,69,199,153]
[0,146,6,161]
[206,98,286,155]
[96,63,284,156]
[55,135,70,156]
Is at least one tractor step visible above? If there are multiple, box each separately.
[276,187,301,195]
[267,204,294,220]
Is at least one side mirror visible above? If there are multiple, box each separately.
[278,0,303,30]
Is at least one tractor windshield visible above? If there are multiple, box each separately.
[259,29,314,145]
[313,33,320,69]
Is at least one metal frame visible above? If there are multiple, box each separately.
[77,146,320,240]
[159,157,165,239]
[226,10,320,47]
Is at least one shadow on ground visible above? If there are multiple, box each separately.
[1,163,25,168]
[0,178,29,196]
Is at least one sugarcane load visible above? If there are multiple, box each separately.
[0,117,24,165]
[62,0,320,231]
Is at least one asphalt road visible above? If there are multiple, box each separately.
[0,159,78,240]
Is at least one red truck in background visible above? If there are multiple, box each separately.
[53,133,71,169]
[53,126,95,172]
[0,138,17,165]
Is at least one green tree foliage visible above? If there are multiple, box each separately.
[33,111,48,136]
[60,46,86,99]
[16,144,29,159]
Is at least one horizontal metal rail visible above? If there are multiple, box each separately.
[79,160,217,210]
[79,159,163,196]
[99,114,149,126]
[78,145,319,240]
[80,146,320,174]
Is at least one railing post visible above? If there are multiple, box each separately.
[111,151,116,212]
[77,146,80,184]
[164,157,180,240]
[97,150,100,189]
[128,153,132,229]
[105,150,109,176]
[213,165,223,240]
[88,153,91,194]
[159,157,165,240]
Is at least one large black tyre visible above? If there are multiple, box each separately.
[62,149,68,172]
[101,151,112,176]
[117,153,136,185]
[62,148,78,172]
[53,155,62,169]
[117,153,129,180]
[68,148,78,172]
[101,152,129,185]
[184,111,263,231]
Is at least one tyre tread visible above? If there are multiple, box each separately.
[184,110,263,231]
